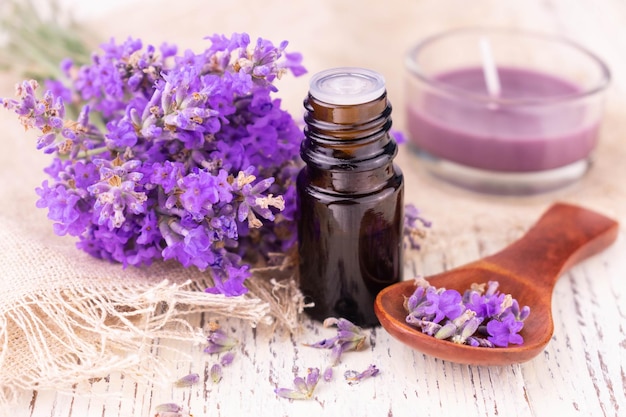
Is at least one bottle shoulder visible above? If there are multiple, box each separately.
[297,164,403,201]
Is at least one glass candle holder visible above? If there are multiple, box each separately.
[404,28,611,194]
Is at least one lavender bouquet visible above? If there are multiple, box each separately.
[1,33,306,297]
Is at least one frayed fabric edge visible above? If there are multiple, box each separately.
[0,268,305,410]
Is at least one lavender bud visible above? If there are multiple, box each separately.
[174,373,200,388]
[36,132,56,150]
[274,387,309,400]
[434,322,457,340]
[518,305,531,321]
[451,309,475,327]
[275,367,321,400]
[306,367,320,388]
[293,376,308,393]
[205,328,238,354]
[499,294,513,313]
[220,351,236,367]
[210,364,223,384]
[323,367,333,382]
[422,320,443,336]
[155,403,183,413]
[485,280,499,296]
[452,316,483,344]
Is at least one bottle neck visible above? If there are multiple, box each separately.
[304,92,391,138]
[301,93,398,193]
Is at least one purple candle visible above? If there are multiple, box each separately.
[407,66,600,172]
[404,29,610,194]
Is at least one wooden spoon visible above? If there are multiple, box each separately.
[374,202,619,366]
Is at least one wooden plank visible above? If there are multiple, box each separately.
[18,230,624,417]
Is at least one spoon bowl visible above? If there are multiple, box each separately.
[375,203,619,366]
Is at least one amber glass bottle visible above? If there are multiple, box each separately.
[297,68,404,327]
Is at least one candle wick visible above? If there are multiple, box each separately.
[479,37,501,98]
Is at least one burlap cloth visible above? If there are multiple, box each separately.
[2,0,626,409]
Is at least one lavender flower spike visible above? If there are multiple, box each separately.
[1,33,306,296]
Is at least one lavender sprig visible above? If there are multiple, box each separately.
[1,33,306,296]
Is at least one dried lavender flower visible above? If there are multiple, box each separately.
[205,327,238,354]
[433,309,482,345]
[154,403,183,413]
[404,279,529,348]
[173,373,200,388]
[323,366,333,382]
[154,409,192,417]
[275,367,321,400]
[344,364,380,385]
[1,33,306,297]
[210,364,223,384]
[403,203,432,250]
[154,403,193,416]
[220,350,236,367]
[304,317,367,366]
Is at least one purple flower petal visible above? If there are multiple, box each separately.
[1,33,306,282]
[275,368,320,400]
[210,364,223,384]
[486,314,525,347]
[344,364,380,385]
[174,373,200,388]
[220,351,236,366]
[405,279,529,348]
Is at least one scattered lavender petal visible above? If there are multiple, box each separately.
[174,373,200,388]
[210,363,223,384]
[344,364,380,385]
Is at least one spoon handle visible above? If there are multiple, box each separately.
[485,202,619,289]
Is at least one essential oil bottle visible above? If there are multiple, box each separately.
[297,67,404,326]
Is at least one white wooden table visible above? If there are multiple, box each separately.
[6,0,626,416]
